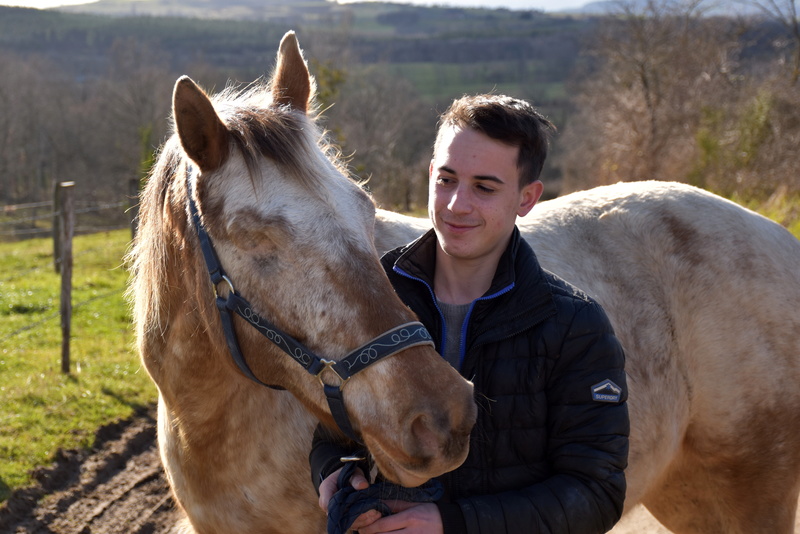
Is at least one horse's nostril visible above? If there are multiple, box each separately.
[410,413,442,458]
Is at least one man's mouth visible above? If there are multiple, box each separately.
[442,220,477,232]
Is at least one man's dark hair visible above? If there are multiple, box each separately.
[435,94,556,187]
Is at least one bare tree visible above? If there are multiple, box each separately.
[88,38,173,200]
[559,0,745,192]
[561,0,800,200]
[0,52,67,204]
[739,0,799,82]
[329,68,435,211]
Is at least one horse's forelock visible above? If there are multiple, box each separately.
[212,81,348,195]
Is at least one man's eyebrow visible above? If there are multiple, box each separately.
[438,165,505,185]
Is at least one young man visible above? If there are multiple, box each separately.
[311,94,629,533]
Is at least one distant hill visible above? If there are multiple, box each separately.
[0,2,598,108]
[55,0,559,22]
[55,0,763,19]
[57,0,350,23]
[0,0,770,108]
[564,0,761,16]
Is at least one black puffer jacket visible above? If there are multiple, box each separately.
[311,227,629,534]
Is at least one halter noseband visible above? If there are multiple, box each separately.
[186,168,434,443]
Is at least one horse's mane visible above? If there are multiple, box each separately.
[126,79,352,339]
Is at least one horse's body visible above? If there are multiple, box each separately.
[378,180,800,533]
[128,32,475,533]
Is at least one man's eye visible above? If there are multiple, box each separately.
[477,185,495,193]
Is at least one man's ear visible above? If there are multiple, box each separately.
[517,180,544,217]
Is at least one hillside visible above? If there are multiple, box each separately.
[0,2,596,102]
[0,0,789,212]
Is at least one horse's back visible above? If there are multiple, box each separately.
[526,181,800,365]
[374,209,432,253]
[525,180,800,396]
[525,181,800,532]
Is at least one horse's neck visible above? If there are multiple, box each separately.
[158,388,323,532]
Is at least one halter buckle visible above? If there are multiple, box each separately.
[316,359,350,389]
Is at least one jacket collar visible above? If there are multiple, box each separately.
[392,227,557,332]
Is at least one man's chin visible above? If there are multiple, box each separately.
[438,240,477,260]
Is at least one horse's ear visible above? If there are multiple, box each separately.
[271,31,313,114]
[173,76,229,172]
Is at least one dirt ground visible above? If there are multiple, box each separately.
[1,407,797,534]
[0,407,183,534]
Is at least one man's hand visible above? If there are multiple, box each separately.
[356,502,443,534]
[317,466,382,530]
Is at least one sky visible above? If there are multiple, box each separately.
[0,0,592,13]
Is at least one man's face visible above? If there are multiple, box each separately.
[429,125,543,264]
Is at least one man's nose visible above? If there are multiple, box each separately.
[447,185,471,213]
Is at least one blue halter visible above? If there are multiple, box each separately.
[185,168,434,442]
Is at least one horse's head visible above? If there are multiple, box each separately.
[134,31,476,487]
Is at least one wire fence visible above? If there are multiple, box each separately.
[1,183,136,371]
[0,287,122,345]
[0,199,133,240]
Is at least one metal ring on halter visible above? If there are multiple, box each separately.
[214,275,236,298]
[316,359,350,389]
[340,454,367,463]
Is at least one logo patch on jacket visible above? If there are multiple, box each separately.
[591,379,622,403]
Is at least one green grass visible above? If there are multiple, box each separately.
[0,229,157,503]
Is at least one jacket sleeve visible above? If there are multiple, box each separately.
[308,424,365,495]
[451,300,630,534]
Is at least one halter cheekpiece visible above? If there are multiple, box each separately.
[185,166,434,442]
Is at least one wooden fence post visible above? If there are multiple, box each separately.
[53,181,61,273]
[58,182,75,374]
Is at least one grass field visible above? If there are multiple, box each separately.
[383,61,568,106]
[0,229,156,503]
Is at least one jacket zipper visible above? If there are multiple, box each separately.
[458,282,515,369]
[393,266,448,355]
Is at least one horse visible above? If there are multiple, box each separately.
[127,31,476,533]
[377,180,800,533]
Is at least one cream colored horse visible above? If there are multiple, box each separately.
[377,181,800,533]
[128,32,475,533]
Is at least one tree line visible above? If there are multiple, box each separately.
[0,0,797,222]
[559,0,800,205]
